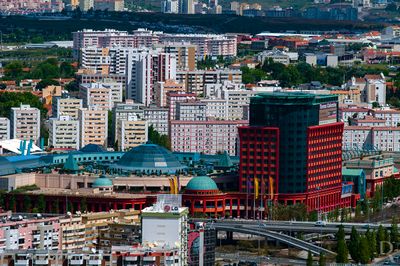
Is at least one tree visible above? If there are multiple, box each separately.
[359,235,371,264]
[366,229,377,259]
[318,252,326,266]
[52,199,60,214]
[355,202,362,220]
[372,102,380,108]
[37,194,46,213]
[80,197,87,212]
[391,217,399,249]
[59,62,75,78]
[4,61,24,79]
[307,251,313,266]
[35,79,60,91]
[349,226,360,262]
[336,225,349,263]
[148,125,171,150]
[377,225,386,255]
[23,195,32,212]
[64,80,79,92]
[9,194,16,211]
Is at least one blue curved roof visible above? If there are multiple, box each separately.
[186,176,218,191]
[79,144,106,153]
[92,175,113,187]
[0,157,16,176]
[112,143,186,174]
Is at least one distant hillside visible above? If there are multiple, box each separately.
[0,13,386,43]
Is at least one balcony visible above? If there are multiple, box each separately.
[14,260,30,266]
[34,259,49,265]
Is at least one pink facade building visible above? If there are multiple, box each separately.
[170,120,247,155]
[166,92,197,120]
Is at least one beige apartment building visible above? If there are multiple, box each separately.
[49,116,80,150]
[79,83,113,111]
[52,97,83,120]
[155,79,186,107]
[78,108,108,148]
[10,104,41,144]
[116,118,148,151]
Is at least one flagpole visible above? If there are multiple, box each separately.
[246,176,249,219]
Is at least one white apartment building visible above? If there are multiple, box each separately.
[52,97,83,120]
[126,49,176,106]
[170,120,247,155]
[143,106,169,136]
[117,118,148,151]
[10,104,41,144]
[343,126,373,150]
[159,33,237,57]
[156,43,197,71]
[0,117,10,140]
[176,69,242,95]
[373,127,400,152]
[222,89,257,120]
[371,109,400,127]
[79,83,113,111]
[176,101,207,121]
[339,106,371,125]
[166,92,197,121]
[155,80,186,107]
[112,100,145,142]
[49,116,80,150]
[78,108,108,148]
[73,29,130,58]
[344,126,400,152]
[201,98,228,120]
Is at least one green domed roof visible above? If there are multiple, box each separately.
[92,175,113,188]
[186,176,218,191]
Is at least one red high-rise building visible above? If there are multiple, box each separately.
[239,92,354,213]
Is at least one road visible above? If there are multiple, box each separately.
[375,251,400,265]
[216,252,307,265]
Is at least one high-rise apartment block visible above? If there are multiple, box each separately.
[78,108,108,148]
[49,116,80,150]
[166,92,197,120]
[10,104,41,144]
[79,83,113,111]
[170,120,246,155]
[239,92,345,212]
[52,97,83,120]
[116,118,148,151]
[112,100,145,142]
[160,34,237,57]
[143,106,169,136]
[155,80,186,107]
[73,29,237,60]
[126,49,177,106]
[0,117,10,140]
[94,0,124,11]
[156,43,197,71]
[176,69,242,95]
